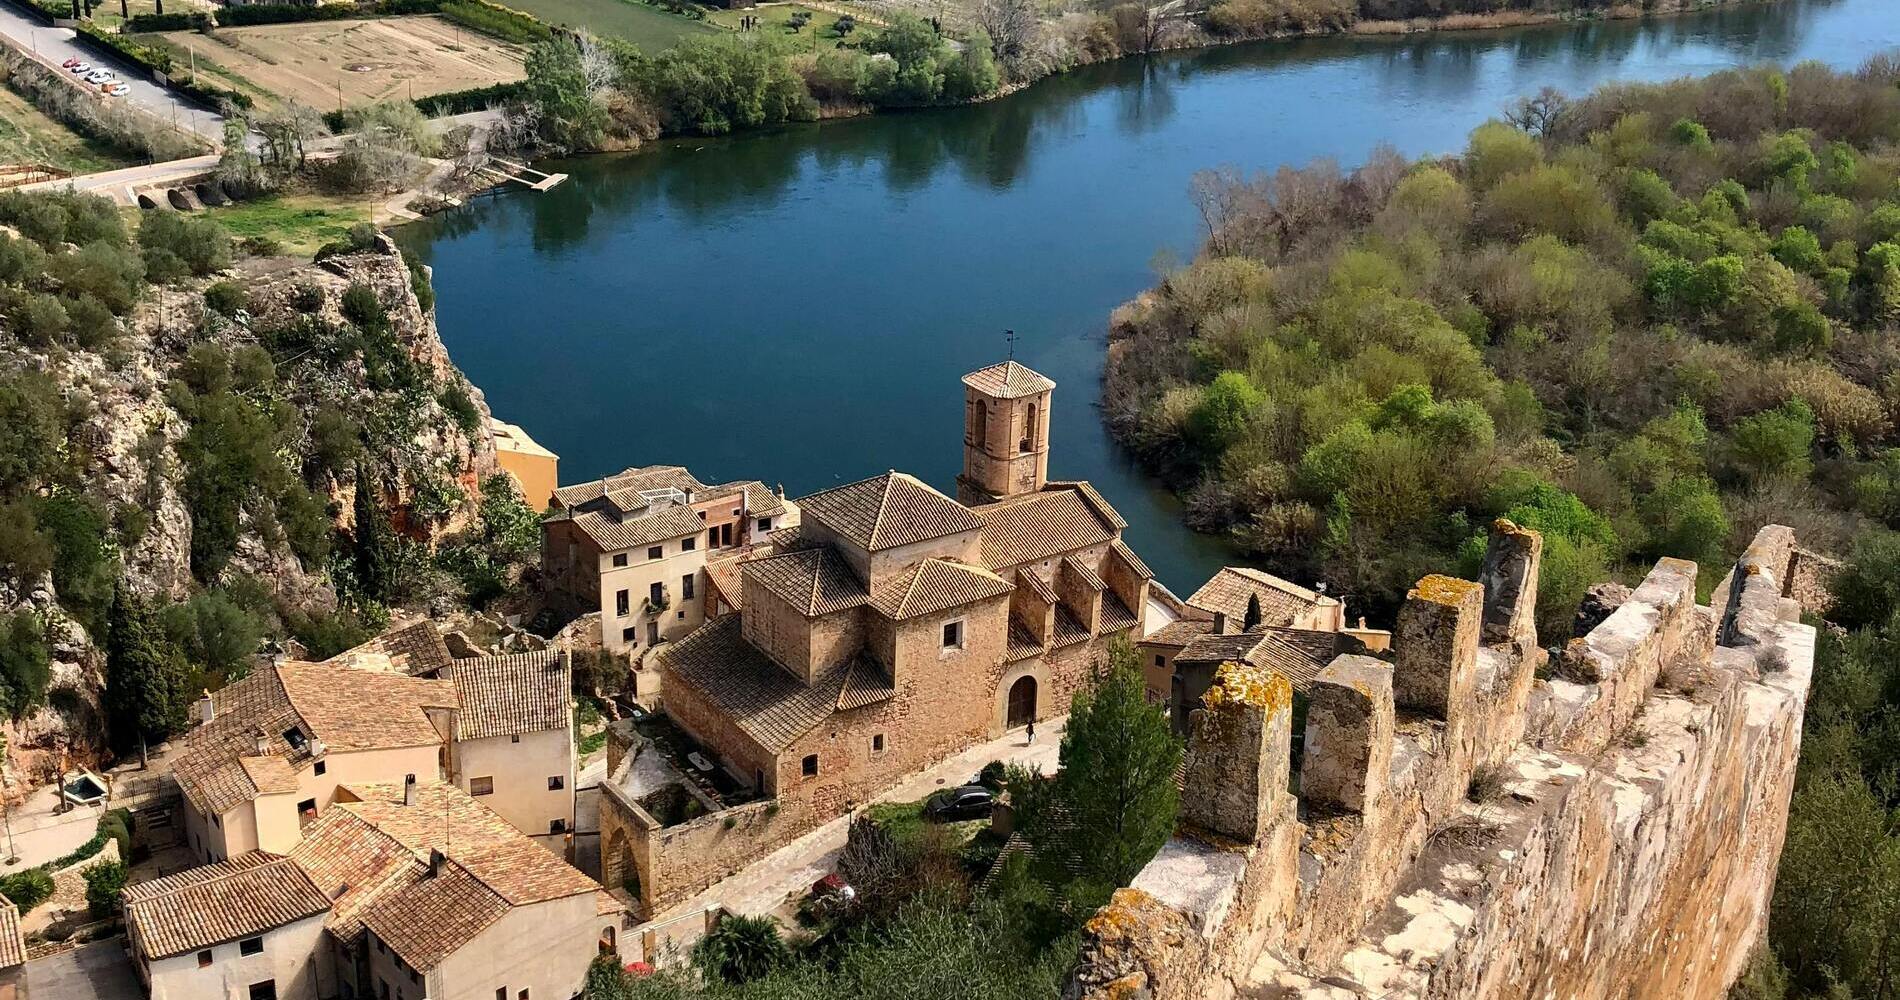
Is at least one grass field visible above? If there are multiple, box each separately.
[703,3,864,46]
[143,15,527,111]
[492,0,717,52]
[197,193,373,257]
[0,83,130,174]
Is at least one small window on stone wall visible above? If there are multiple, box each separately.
[470,776,494,796]
[801,754,818,777]
[942,620,963,650]
[871,734,885,754]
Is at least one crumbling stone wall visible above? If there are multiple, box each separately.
[1066,524,1814,1000]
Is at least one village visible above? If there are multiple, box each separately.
[0,358,1407,1000]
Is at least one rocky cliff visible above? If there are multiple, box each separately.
[0,235,497,777]
[1065,524,1814,1000]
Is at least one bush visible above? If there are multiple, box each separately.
[203,281,248,317]
[0,869,53,912]
[694,914,789,984]
[82,860,127,919]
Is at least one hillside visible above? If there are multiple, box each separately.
[0,198,532,776]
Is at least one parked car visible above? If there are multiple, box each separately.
[84,70,113,85]
[924,784,995,822]
[67,62,91,74]
[104,83,129,97]
[60,57,80,68]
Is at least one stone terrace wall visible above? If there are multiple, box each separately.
[1066,524,1815,1000]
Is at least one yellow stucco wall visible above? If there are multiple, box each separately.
[140,912,332,1000]
[455,726,575,843]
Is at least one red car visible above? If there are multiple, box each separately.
[61,57,80,68]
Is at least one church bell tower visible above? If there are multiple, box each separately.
[957,360,1055,506]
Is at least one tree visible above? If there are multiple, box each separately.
[1830,531,1900,631]
[82,860,127,919]
[254,104,329,174]
[0,613,49,721]
[103,582,187,753]
[977,0,1038,68]
[1243,592,1263,631]
[1503,86,1569,137]
[693,913,788,984]
[523,36,610,150]
[1047,639,1181,886]
[352,466,396,603]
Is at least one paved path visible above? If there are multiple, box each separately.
[24,939,140,1000]
[0,784,102,876]
[0,0,223,143]
[656,717,1066,923]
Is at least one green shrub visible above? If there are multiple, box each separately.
[204,281,248,317]
[0,869,53,912]
[82,860,127,919]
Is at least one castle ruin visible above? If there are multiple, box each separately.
[1065,522,1816,1000]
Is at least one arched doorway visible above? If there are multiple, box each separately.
[1007,676,1037,729]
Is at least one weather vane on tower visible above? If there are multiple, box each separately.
[1005,328,1019,360]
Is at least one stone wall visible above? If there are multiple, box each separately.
[1065,523,1815,1000]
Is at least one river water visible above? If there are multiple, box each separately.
[399,0,1898,593]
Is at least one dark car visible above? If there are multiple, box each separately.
[924,784,995,822]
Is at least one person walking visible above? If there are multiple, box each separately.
[1025,720,1035,745]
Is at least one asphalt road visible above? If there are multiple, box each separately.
[24,939,142,1000]
[0,0,224,145]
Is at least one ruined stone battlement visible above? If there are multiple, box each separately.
[1065,524,1815,1000]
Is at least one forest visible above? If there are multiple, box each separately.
[1104,56,1900,998]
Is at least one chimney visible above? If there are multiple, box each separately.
[197,690,215,725]
[403,773,418,807]
[254,732,270,756]
[1212,611,1228,635]
[428,848,445,877]
[774,482,785,499]
[309,738,326,759]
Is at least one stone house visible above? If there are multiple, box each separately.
[600,361,1158,918]
[126,779,626,1000]
[171,650,575,862]
[541,466,795,658]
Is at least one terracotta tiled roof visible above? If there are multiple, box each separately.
[125,852,332,960]
[1053,605,1091,647]
[835,657,897,711]
[974,488,1118,570]
[362,860,508,972]
[870,559,1013,620]
[325,621,454,676]
[797,473,981,552]
[1049,480,1130,531]
[557,503,706,554]
[704,480,787,521]
[287,808,426,945]
[769,523,811,552]
[661,617,889,752]
[1100,593,1141,633]
[0,899,23,968]
[237,756,300,796]
[1175,626,1344,691]
[1187,567,1335,628]
[1062,555,1106,593]
[743,548,869,618]
[705,556,749,611]
[1142,619,1214,648]
[173,663,458,816]
[595,890,627,916]
[962,361,1055,399]
[447,651,570,741]
[1006,618,1044,661]
[1016,567,1058,605]
[553,466,703,508]
[1108,539,1154,581]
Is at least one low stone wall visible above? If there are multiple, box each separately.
[1065,524,1816,1000]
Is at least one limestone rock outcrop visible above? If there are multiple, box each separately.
[1066,524,1815,1000]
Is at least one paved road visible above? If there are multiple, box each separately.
[24,939,141,1000]
[0,0,224,144]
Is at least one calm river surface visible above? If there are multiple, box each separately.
[399,0,1898,593]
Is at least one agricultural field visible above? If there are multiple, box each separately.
[84,0,215,31]
[702,2,875,46]
[0,82,130,175]
[143,15,527,111]
[490,0,717,52]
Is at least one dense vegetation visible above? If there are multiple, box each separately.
[1107,58,1900,636]
[0,191,534,752]
[583,644,1179,1000]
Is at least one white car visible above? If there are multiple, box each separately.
[104,83,129,97]
[67,62,91,74]
[83,70,113,85]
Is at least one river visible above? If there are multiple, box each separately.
[398,0,1898,594]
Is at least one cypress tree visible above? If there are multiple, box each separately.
[104,581,186,752]
[1051,639,1182,886]
[352,465,394,602]
[1243,592,1263,631]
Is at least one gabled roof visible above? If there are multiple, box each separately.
[447,650,570,741]
[962,361,1055,399]
[550,502,706,554]
[124,852,332,960]
[870,559,1013,620]
[552,465,702,508]
[661,616,893,753]
[974,486,1121,570]
[705,556,749,611]
[326,621,456,677]
[1187,567,1336,628]
[1175,626,1345,691]
[0,899,22,968]
[550,467,783,552]
[1108,539,1153,581]
[797,473,981,553]
[743,547,870,618]
[361,860,508,973]
[172,663,458,816]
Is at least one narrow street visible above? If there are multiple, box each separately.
[0,0,224,143]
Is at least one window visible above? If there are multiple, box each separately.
[621,627,635,643]
[871,734,885,754]
[719,523,733,547]
[676,610,685,620]
[313,760,326,777]
[376,939,386,955]
[942,620,964,650]
[498,990,508,1000]
[681,535,696,551]
[550,819,567,834]
[520,991,530,1000]
[649,581,663,605]
[470,776,494,796]
[249,982,278,1000]
[682,573,695,600]
[282,728,307,751]
[757,517,771,533]
[239,936,264,956]
[212,814,221,828]
[647,545,663,560]
[378,979,390,1000]
[197,950,213,968]
[801,754,818,777]
[1153,655,1165,669]
[1021,402,1038,452]
[612,553,628,567]
[510,734,520,744]
[548,776,565,791]
[615,589,630,618]
[297,798,317,818]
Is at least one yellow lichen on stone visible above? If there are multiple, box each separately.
[1412,574,1481,606]
[1201,661,1292,716]
[1084,888,1163,938]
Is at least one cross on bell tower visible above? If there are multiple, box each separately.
[956,355,1055,507]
